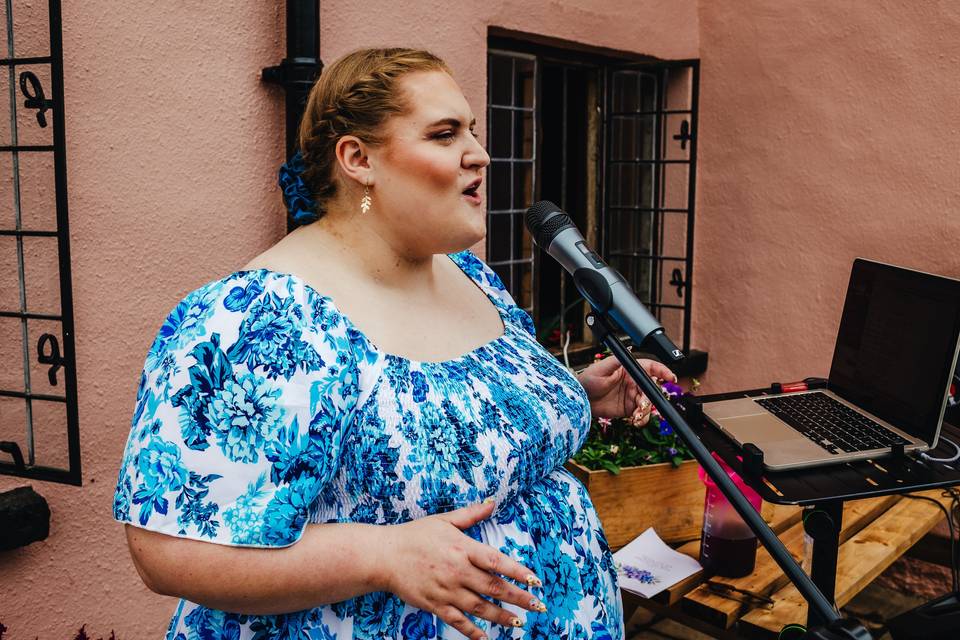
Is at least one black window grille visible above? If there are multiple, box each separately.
[486,40,700,368]
[486,50,537,318]
[603,62,700,357]
[1,0,80,485]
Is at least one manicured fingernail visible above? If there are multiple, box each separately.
[483,496,496,504]
[510,617,523,627]
[526,574,542,587]
[529,597,547,612]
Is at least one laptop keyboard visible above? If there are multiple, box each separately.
[755,392,910,455]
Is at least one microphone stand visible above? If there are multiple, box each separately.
[583,310,872,640]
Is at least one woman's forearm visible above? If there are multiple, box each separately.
[125,522,387,615]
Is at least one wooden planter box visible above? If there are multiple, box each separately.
[567,459,780,551]
[566,458,705,550]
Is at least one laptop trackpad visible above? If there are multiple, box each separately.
[724,414,800,443]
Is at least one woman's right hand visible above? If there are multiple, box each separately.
[374,500,546,640]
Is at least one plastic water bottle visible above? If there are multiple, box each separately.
[698,453,763,578]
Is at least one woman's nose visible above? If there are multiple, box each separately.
[464,133,490,170]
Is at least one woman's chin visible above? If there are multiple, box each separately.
[467,220,489,248]
[453,209,488,247]
[442,226,486,254]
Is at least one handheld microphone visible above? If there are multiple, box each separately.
[524,200,685,365]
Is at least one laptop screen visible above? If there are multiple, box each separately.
[828,259,960,445]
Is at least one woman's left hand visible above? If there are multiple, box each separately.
[577,355,677,419]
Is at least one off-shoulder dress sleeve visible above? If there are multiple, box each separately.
[113,271,361,547]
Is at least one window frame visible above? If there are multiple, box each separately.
[486,36,701,368]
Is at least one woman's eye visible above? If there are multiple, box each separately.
[430,129,478,143]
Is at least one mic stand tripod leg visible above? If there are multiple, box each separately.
[805,501,844,628]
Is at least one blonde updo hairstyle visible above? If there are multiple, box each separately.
[297,48,451,218]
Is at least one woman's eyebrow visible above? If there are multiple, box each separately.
[426,117,477,128]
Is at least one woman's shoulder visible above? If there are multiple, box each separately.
[119,268,369,548]
[162,268,327,331]
[176,267,341,313]
[148,268,368,376]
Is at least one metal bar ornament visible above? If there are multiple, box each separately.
[19,70,53,127]
[36,333,63,386]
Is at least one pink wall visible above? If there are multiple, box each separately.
[0,2,697,637]
[1,2,290,637]
[693,0,960,392]
[1,0,958,637]
[319,0,700,135]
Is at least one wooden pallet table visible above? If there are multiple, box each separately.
[623,489,952,639]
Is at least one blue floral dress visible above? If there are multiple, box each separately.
[113,250,623,639]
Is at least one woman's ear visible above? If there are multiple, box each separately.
[334,135,374,189]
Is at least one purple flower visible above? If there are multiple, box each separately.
[668,447,678,456]
[658,418,673,436]
[662,380,684,398]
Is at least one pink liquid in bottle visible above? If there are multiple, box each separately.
[698,453,763,578]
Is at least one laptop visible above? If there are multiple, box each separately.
[702,258,960,471]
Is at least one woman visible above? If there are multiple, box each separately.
[114,48,675,640]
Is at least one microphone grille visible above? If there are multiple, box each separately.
[524,200,573,248]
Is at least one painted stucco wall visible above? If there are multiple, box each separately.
[2,1,958,637]
[0,1,697,637]
[1,3,290,637]
[693,0,960,392]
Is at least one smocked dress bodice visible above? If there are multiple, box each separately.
[114,250,623,639]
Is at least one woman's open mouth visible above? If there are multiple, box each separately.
[462,178,483,205]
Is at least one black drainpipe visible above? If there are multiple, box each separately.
[262,0,322,231]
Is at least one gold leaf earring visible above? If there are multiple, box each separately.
[360,178,372,214]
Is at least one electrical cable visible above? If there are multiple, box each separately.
[903,488,960,593]
[561,329,572,371]
[920,435,960,464]
[912,434,960,590]
[901,494,956,592]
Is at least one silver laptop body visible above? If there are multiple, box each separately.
[703,259,960,471]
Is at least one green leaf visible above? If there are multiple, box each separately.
[599,459,621,475]
[642,428,668,447]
